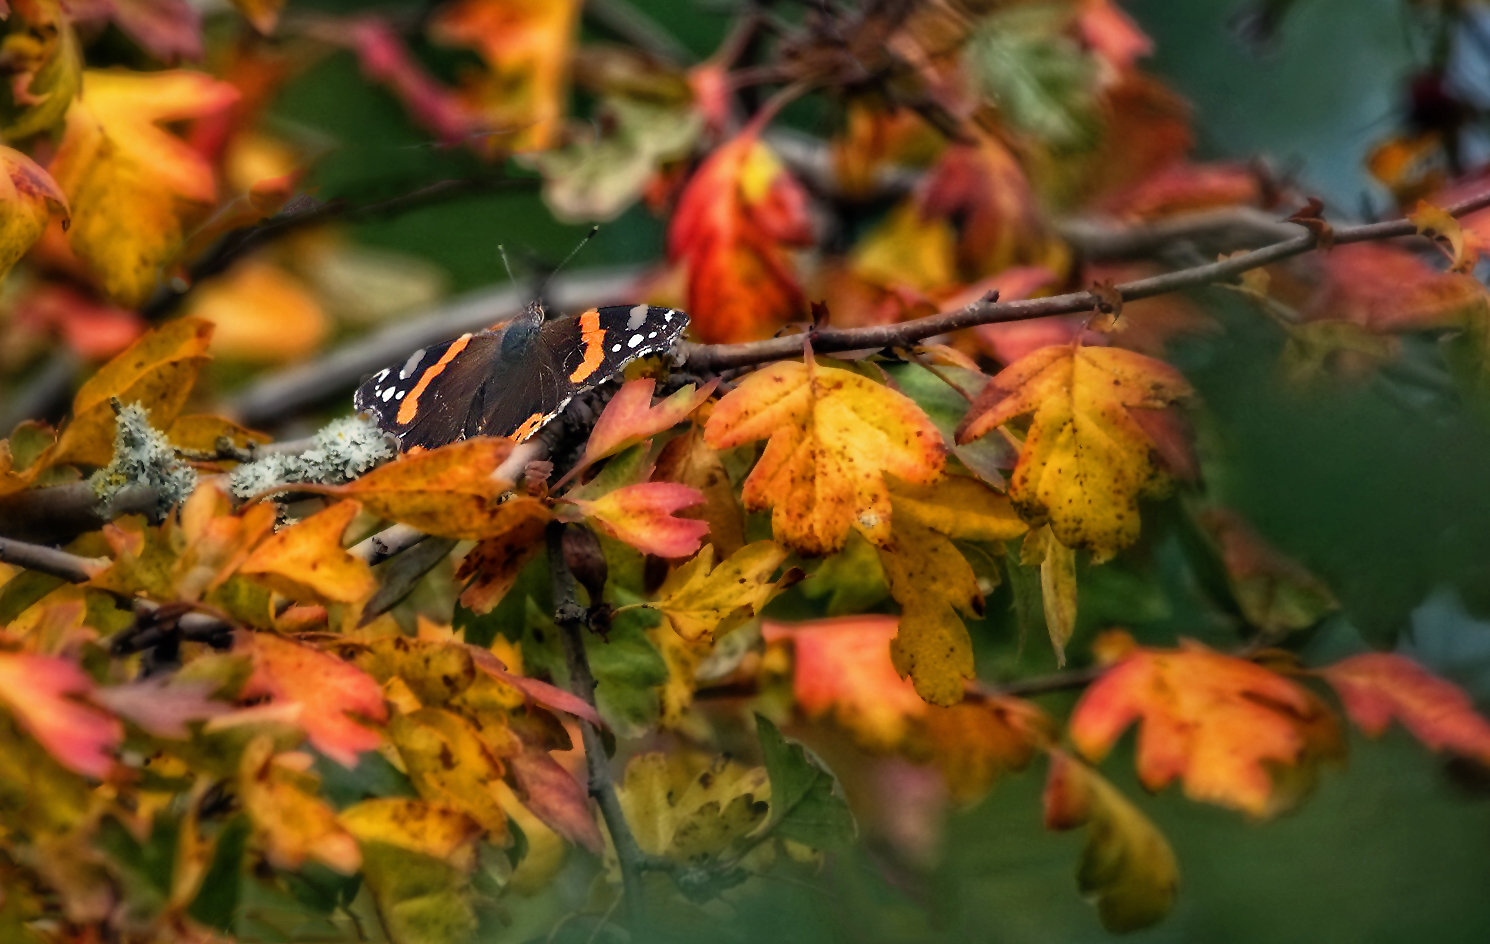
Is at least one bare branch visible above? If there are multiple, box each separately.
[683,188,1490,373]
[0,482,158,544]
[0,536,104,583]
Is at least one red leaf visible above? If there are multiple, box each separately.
[0,653,121,777]
[241,632,388,767]
[567,482,709,558]
[508,748,603,853]
[466,646,603,727]
[1320,652,1490,764]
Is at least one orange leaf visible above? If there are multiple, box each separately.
[50,70,238,306]
[454,498,551,615]
[465,645,603,727]
[239,736,362,873]
[52,316,214,468]
[0,652,120,777]
[1319,652,1490,764]
[239,500,376,605]
[428,0,582,153]
[922,697,1054,804]
[1290,242,1485,332]
[705,351,945,556]
[1069,640,1343,817]
[174,482,277,600]
[956,343,1191,559]
[336,438,516,539]
[166,413,272,454]
[653,424,745,558]
[763,616,926,751]
[0,145,67,282]
[185,260,329,363]
[560,378,717,486]
[508,747,603,854]
[668,125,813,342]
[567,482,709,558]
[240,631,388,767]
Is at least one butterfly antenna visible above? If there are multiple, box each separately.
[497,244,518,284]
[539,226,600,296]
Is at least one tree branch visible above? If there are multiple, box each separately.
[0,536,104,583]
[681,188,1490,373]
[0,482,159,544]
[547,521,650,924]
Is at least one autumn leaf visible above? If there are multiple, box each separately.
[339,798,481,944]
[50,69,238,306]
[1022,524,1077,665]
[567,482,709,558]
[239,736,361,874]
[1044,749,1178,933]
[762,615,926,751]
[508,747,603,854]
[454,498,550,615]
[165,414,271,455]
[0,0,83,141]
[90,676,229,739]
[52,317,214,468]
[337,17,477,147]
[0,146,66,282]
[1319,653,1490,765]
[335,438,517,540]
[391,708,511,843]
[1410,200,1487,273]
[240,631,387,767]
[560,378,717,486]
[705,351,946,556]
[956,342,1192,560]
[654,424,746,558]
[616,751,770,863]
[184,259,329,363]
[1069,639,1344,817]
[239,500,376,605]
[1291,242,1486,332]
[877,474,1025,705]
[1199,508,1338,635]
[668,121,813,342]
[652,541,800,642]
[921,696,1054,804]
[230,0,286,35]
[0,652,121,777]
[428,0,582,153]
[465,644,603,726]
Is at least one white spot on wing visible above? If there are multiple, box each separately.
[627,333,643,349]
[395,390,406,400]
[612,343,622,353]
[627,304,648,330]
[380,387,396,402]
[399,349,426,380]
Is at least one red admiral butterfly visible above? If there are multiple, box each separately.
[355,300,689,451]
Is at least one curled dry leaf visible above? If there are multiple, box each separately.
[50,69,238,307]
[0,146,67,282]
[1319,652,1490,765]
[240,631,388,767]
[705,351,946,557]
[567,481,709,559]
[239,500,376,605]
[52,317,214,468]
[1021,524,1077,665]
[336,437,517,540]
[956,343,1192,560]
[1410,199,1487,274]
[1070,638,1344,817]
[668,123,813,343]
[1043,750,1178,933]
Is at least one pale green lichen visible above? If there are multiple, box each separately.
[229,415,393,500]
[90,402,197,520]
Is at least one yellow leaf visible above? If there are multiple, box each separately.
[651,541,800,642]
[391,708,511,844]
[885,474,1028,542]
[879,514,979,706]
[336,438,518,539]
[956,343,1192,560]
[239,500,376,605]
[0,146,66,282]
[0,0,82,140]
[50,69,238,306]
[239,736,362,874]
[616,752,769,863]
[1022,524,1077,665]
[705,352,945,556]
[52,317,214,468]
[1410,199,1485,274]
[454,499,550,615]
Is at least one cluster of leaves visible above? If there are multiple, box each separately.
[2,1,1490,943]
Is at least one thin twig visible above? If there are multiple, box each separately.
[547,521,650,925]
[0,536,104,583]
[682,187,1490,373]
[584,0,696,64]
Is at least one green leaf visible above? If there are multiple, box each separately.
[314,750,419,810]
[754,715,856,851]
[883,362,1012,488]
[965,5,1100,150]
[188,814,251,932]
[588,604,668,738]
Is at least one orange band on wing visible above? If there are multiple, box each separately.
[510,411,546,442]
[396,335,472,425]
[568,308,605,382]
